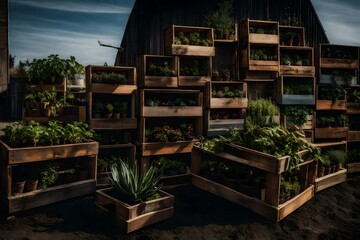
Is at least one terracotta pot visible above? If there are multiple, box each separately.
[12,180,26,195]
[42,108,51,117]
[26,179,39,192]
[287,38,293,46]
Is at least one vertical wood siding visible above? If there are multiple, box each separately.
[0,0,9,92]
[115,0,329,67]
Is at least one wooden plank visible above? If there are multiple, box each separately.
[265,173,281,206]
[141,141,196,156]
[8,180,96,213]
[347,131,360,141]
[280,66,315,76]
[89,118,137,130]
[316,100,347,110]
[314,127,348,139]
[142,76,178,88]
[141,106,203,117]
[279,95,315,105]
[0,140,99,164]
[347,162,360,173]
[169,45,215,57]
[346,105,360,114]
[210,98,248,109]
[161,173,191,187]
[320,58,359,69]
[90,84,136,94]
[249,34,279,44]
[315,168,347,192]
[277,185,314,221]
[178,76,211,86]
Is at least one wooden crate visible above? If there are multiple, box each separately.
[0,140,98,164]
[276,75,315,105]
[315,168,347,192]
[97,143,136,187]
[347,162,360,173]
[138,55,178,87]
[95,188,174,233]
[0,139,98,214]
[86,65,136,91]
[214,23,238,43]
[346,104,360,114]
[280,114,313,130]
[191,146,316,222]
[164,25,215,56]
[279,26,305,46]
[318,44,359,69]
[240,47,279,72]
[239,19,279,45]
[279,46,314,76]
[207,82,248,109]
[318,74,357,85]
[178,56,211,86]
[138,89,203,117]
[316,85,347,110]
[26,78,66,92]
[204,109,245,137]
[140,141,197,157]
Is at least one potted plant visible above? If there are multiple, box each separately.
[212,68,221,81]
[96,161,174,233]
[203,0,235,40]
[93,101,104,118]
[221,68,231,81]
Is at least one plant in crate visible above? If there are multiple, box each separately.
[281,106,312,127]
[109,161,163,203]
[153,157,190,176]
[317,153,332,176]
[318,80,346,100]
[39,163,59,189]
[326,149,347,173]
[246,98,279,127]
[280,174,300,204]
[203,0,234,40]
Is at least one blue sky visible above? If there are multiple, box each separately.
[9,0,360,67]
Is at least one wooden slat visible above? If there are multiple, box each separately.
[210,98,248,109]
[320,58,359,69]
[90,84,136,94]
[314,127,348,139]
[280,66,315,76]
[178,76,211,86]
[0,140,99,164]
[141,106,203,117]
[141,141,196,156]
[89,118,137,130]
[315,168,347,192]
[347,162,360,173]
[347,131,360,141]
[8,180,96,213]
[142,76,178,87]
[316,100,347,111]
[249,34,279,44]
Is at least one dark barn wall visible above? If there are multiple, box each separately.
[115,0,329,67]
[0,0,9,92]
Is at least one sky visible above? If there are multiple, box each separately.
[8,0,360,67]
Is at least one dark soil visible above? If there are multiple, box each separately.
[0,175,359,240]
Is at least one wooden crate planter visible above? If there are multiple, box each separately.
[178,56,211,86]
[280,114,313,130]
[204,109,245,137]
[139,89,203,117]
[191,146,316,222]
[138,55,178,87]
[348,131,360,141]
[279,26,305,47]
[164,25,215,56]
[276,76,315,105]
[239,19,279,45]
[214,23,238,43]
[316,100,346,110]
[97,143,136,187]
[315,168,347,192]
[280,46,314,76]
[318,44,359,69]
[241,46,279,72]
[95,188,174,233]
[207,82,248,109]
[319,74,357,86]
[347,162,360,173]
[0,139,98,214]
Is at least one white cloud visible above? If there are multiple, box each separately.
[11,0,132,14]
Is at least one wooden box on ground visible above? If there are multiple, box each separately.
[315,168,347,192]
[178,56,211,86]
[164,25,215,56]
[191,146,316,222]
[138,89,203,117]
[313,141,347,192]
[138,55,178,88]
[276,75,315,105]
[0,139,99,214]
[95,188,174,233]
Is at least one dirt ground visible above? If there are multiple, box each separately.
[0,174,359,240]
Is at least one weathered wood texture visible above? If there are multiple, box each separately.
[115,0,329,67]
[315,168,347,192]
[0,0,8,92]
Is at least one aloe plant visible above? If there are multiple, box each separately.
[109,161,163,203]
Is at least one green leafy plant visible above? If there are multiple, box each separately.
[153,157,190,176]
[282,106,312,126]
[318,80,346,100]
[246,98,279,127]
[325,149,347,165]
[39,163,59,189]
[109,161,163,203]
[92,72,128,84]
[146,63,176,77]
[203,0,234,39]
[280,174,300,203]
[175,31,212,46]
